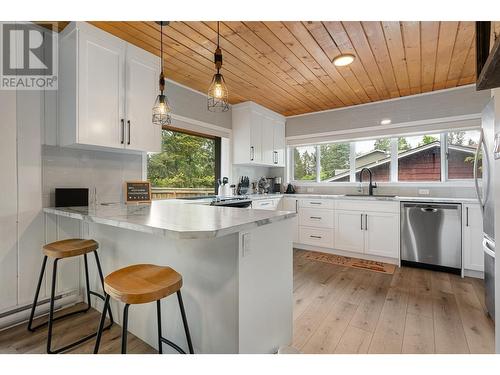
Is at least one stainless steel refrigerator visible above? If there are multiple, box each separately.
[475,98,496,320]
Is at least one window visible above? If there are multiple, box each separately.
[320,142,350,182]
[294,146,317,181]
[354,138,391,182]
[291,128,481,184]
[398,133,441,181]
[148,129,221,199]
[447,130,481,179]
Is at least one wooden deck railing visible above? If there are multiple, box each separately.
[151,187,215,200]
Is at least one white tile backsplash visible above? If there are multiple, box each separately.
[293,183,478,198]
[42,145,143,207]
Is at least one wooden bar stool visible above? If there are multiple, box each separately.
[27,239,114,354]
[93,264,194,354]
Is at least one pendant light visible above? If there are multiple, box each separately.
[207,21,229,112]
[152,21,172,126]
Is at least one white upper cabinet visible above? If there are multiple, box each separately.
[273,119,286,166]
[232,102,286,166]
[125,44,162,152]
[58,22,161,153]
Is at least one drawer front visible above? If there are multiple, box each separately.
[299,226,334,248]
[299,199,334,210]
[335,199,399,213]
[253,199,278,210]
[299,208,334,228]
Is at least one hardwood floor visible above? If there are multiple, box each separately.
[0,249,495,354]
[293,249,495,354]
[0,304,156,354]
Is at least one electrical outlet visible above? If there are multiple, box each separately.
[418,189,430,195]
[242,233,251,257]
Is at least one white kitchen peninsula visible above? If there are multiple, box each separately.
[44,200,296,353]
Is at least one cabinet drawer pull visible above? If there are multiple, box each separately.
[310,235,322,239]
[260,202,270,206]
[310,202,321,205]
[310,216,322,220]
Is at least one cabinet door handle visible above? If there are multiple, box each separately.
[310,216,322,220]
[274,151,278,164]
[466,207,469,227]
[365,214,368,231]
[310,235,322,239]
[120,119,125,144]
[361,214,363,230]
[127,120,131,145]
[250,146,254,161]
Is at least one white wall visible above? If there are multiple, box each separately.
[286,85,491,142]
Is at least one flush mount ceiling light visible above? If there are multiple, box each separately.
[380,118,392,125]
[332,53,355,67]
[152,21,172,126]
[207,21,229,112]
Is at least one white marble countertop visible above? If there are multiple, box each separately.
[44,200,296,240]
[282,193,478,204]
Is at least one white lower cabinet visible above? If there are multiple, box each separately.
[252,198,281,210]
[334,210,364,253]
[463,204,484,272]
[335,209,399,259]
[364,212,400,258]
[299,226,334,248]
[299,207,334,228]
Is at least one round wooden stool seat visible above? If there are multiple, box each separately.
[43,239,98,259]
[104,264,183,305]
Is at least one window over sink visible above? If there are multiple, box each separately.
[290,128,481,184]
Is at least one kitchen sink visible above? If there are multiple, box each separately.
[343,194,397,198]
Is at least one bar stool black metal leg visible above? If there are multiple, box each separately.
[93,294,110,354]
[156,300,163,354]
[177,291,194,354]
[83,254,92,312]
[27,256,48,332]
[121,304,130,354]
[94,251,114,325]
[46,258,59,354]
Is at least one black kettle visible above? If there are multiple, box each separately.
[285,183,296,194]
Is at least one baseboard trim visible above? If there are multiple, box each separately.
[464,269,484,279]
[0,290,82,331]
[293,243,400,266]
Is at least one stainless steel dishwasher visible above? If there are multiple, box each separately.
[401,202,462,273]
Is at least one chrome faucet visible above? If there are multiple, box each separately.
[359,168,377,196]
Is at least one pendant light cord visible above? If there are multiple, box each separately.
[217,21,220,48]
[160,23,163,74]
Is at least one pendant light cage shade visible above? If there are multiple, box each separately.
[208,73,229,112]
[152,21,172,126]
[152,93,172,126]
[207,22,229,112]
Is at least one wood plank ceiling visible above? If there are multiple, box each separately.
[65,21,492,116]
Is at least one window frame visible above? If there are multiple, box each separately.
[148,126,222,194]
[289,127,481,186]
